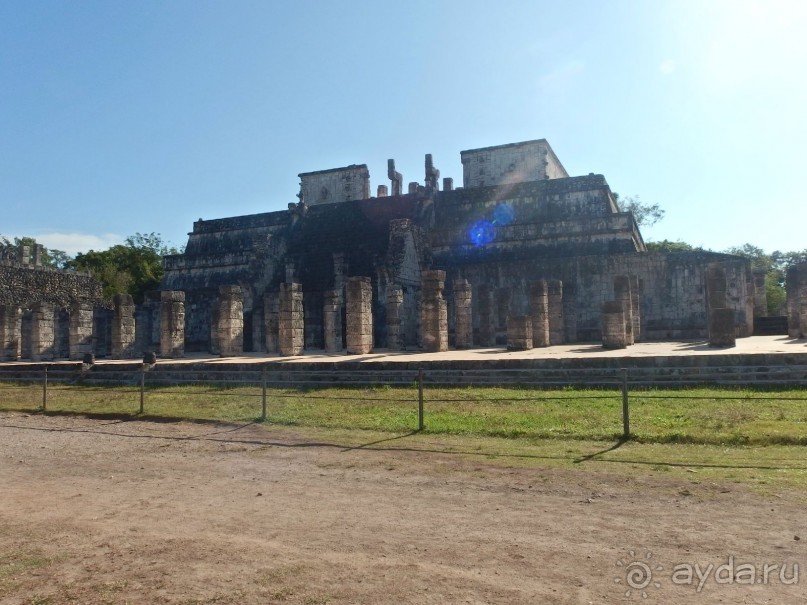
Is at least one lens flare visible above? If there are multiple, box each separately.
[493,203,515,225]
[469,220,495,246]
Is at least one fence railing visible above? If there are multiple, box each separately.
[1,365,806,444]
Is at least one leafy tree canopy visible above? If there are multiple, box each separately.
[613,193,666,228]
[68,232,179,303]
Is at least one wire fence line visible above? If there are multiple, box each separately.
[0,364,806,443]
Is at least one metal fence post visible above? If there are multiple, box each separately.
[42,367,48,412]
[417,368,424,431]
[621,368,630,439]
[139,366,145,414]
[261,367,267,422]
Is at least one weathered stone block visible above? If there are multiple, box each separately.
[69,303,94,360]
[601,300,627,349]
[709,308,736,347]
[506,315,532,350]
[529,280,550,348]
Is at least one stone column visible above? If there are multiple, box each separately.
[613,276,634,346]
[30,302,55,361]
[529,280,550,348]
[346,277,373,354]
[706,265,727,311]
[278,283,304,356]
[630,275,641,342]
[752,268,768,318]
[506,315,532,350]
[709,308,736,347]
[452,279,473,349]
[323,289,343,353]
[420,270,448,352]
[159,291,185,358]
[547,279,564,345]
[706,265,734,345]
[68,303,95,360]
[785,266,803,338]
[215,286,244,357]
[0,306,22,361]
[477,284,496,347]
[111,294,136,359]
[601,301,628,349]
[386,285,404,351]
[800,286,807,340]
[495,287,511,340]
[264,294,279,354]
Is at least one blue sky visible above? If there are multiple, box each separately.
[1,0,805,255]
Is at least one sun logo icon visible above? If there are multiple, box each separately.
[614,551,663,599]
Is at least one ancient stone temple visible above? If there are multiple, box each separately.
[0,138,760,362]
[160,138,755,354]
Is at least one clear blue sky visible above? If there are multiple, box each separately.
[2,0,805,255]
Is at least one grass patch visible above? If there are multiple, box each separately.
[1,382,806,446]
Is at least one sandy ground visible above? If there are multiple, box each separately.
[1,412,805,604]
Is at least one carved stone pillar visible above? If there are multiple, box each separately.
[613,276,634,346]
[386,285,404,351]
[529,280,550,348]
[159,291,185,358]
[68,303,94,360]
[346,277,373,354]
[111,294,136,359]
[30,303,56,361]
[420,270,448,352]
[215,286,244,357]
[264,293,279,354]
[477,284,495,347]
[278,283,304,356]
[452,279,473,349]
[323,289,343,354]
[547,279,564,345]
[0,306,22,361]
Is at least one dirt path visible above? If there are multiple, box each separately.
[1,412,804,604]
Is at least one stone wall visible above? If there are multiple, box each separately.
[0,264,103,308]
[298,165,371,206]
[460,139,568,188]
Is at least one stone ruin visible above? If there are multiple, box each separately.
[0,243,104,361]
[1,138,782,361]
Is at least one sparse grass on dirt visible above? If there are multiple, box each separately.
[0,382,806,446]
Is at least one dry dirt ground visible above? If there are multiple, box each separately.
[1,411,804,605]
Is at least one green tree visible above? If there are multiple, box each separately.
[613,193,666,228]
[645,239,704,253]
[69,232,177,303]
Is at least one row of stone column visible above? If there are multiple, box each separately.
[0,302,98,361]
[503,279,564,350]
[600,275,641,349]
